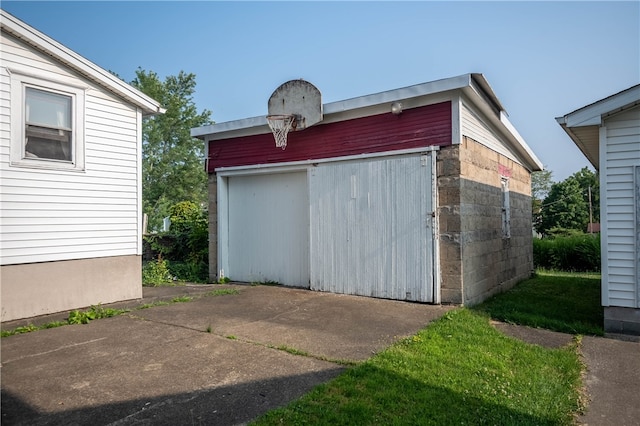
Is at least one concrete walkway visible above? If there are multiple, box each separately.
[1,284,452,425]
[2,284,639,425]
[495,322,640,426]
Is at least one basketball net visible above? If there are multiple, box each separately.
[266,114,295,150]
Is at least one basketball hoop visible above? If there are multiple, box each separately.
[266,114,296,150]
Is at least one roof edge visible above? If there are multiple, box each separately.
[557,84,640,128]
[1,9,163,115]
[192,74,474,138]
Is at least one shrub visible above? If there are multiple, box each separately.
[142,257,173,286]
[532,237,554,270]
[143,201,209,283]
[533,233,600,272]
[167,258,208,283]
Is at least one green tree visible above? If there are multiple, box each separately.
[538,167,598,236]
[131,69,212,231]
[531,169,553,233]
[572,167,600,225]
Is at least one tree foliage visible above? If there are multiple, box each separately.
[537,167,599,236]
[131,69,212,231]
[531,169,553,232]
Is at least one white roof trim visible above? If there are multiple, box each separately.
[192,73,543,171]
[192,74,474,137]
[556,84,640,128]
[555,84,640,170]
[500,111,543,170]
[1,10,164,116]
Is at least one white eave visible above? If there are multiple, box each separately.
[555,84,640,169]
[192,73,543,172]
[0,9,164,116]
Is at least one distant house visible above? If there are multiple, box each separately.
[0,10,163,321]
[557,84,640,335]
[192,74,543,306]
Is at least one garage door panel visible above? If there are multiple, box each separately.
[310,154,434,302]
[228,172,309,286]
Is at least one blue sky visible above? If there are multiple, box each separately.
[3,1,639,181]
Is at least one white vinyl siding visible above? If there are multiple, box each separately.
[602,107,640,308]
[460,100,522,165]
[1,69,10,164]
[0,31,142,265]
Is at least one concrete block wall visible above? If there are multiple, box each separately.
[437,146,464,303]
[437,137,534,306]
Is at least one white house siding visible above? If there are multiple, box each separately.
[0,68,10,167]
[460,100,522,166]
[602,107,640,308]
[0,32,141,266]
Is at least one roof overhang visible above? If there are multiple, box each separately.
[192,73,543,172]
[555,84,640,170]
[0,9,164,116]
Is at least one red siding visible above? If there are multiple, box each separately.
[207,101,451,172]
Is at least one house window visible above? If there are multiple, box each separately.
[25,87,72,161]
[10,70,85,171]
[501,176,511,238]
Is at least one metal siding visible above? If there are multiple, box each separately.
[309,154,434,302]
[603,107,640,308]
[227,172,309,286]
[208,102,451,171]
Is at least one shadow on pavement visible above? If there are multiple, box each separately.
[1,367,344,426]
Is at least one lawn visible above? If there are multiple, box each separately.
[473,270,603,336]
[251,271,599,425]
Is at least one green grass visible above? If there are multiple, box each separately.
[253,270,596,425]
[473,270,603,336]
[252,309,584,425]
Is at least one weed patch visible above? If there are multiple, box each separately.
[252,280,281,286]
[2,287,240,337]
[68,305,129,325]
[142,258,174,286]
[205,288,240,297]
[137,301,171,309]
[1,306,127,337]
[1,324,41,337]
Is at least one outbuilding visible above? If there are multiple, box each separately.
[192,74,543,305]
[0,10,163,321]
[557,84,640,334]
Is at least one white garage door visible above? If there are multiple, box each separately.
[227,172,309,287]
[309,153,437,302]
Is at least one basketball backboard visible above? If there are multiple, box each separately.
[267,79,323,131]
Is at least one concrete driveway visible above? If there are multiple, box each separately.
[1,284,452,425]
